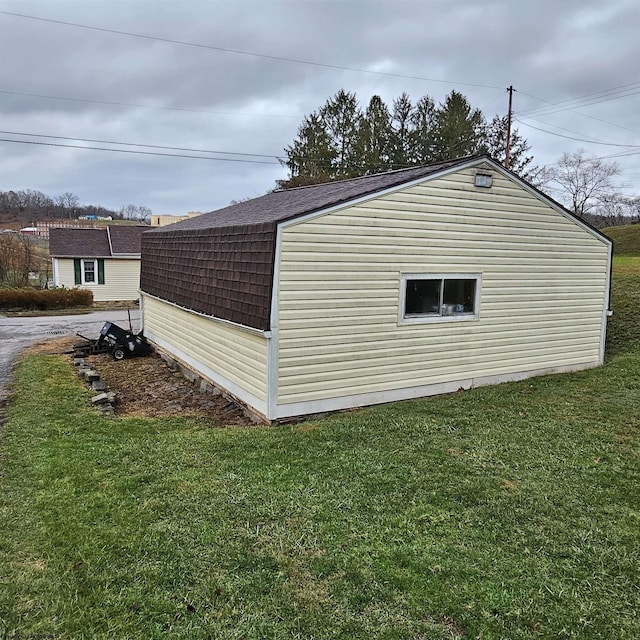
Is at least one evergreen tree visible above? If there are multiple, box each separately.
[280,113,335,188]
[484,115,534,178]
[320,89,362,178]
[359,95,394,174]
[409,95,437,164]
[279,89,538,189]
[390,92,414,168]
[431,91,485,160]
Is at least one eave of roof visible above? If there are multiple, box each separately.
[147,156,479,234]
[146,154,612,249]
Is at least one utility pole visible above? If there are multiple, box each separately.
[505,85,514,170]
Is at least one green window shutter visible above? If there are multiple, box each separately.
[73,259,81,285]
[97,259,105,285]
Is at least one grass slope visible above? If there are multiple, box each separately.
[1,261,639,640]
[602,223,640,256]
[606,257,640,358]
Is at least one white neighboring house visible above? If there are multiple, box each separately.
[139,155,613,422]
[50,226,148,302]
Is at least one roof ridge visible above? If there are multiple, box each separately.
[277,155,481,193]
[148,154,490,233]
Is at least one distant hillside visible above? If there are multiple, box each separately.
[0,214,147,231]
[0,211,23,229]
[601,224,640,256]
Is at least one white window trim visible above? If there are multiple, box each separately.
[398,272,481,325]
[81,259,98,285]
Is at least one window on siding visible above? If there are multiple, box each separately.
[400,274,480,324]
[82,260,96,283]
[74,259,105,285]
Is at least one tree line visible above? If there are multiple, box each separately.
[278,89,536,188]
[278,89,639,228]
[544,150,639,228]
[0,189,152,225]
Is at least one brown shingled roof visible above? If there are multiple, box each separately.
[108,225,148,254]
[148,157,473,233]
[50,226,147,257]
[50,228,111,257]
[140,157,483,330]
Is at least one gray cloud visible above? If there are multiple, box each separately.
[1,0,639,213]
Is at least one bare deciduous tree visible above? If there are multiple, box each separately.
[548,149,621,218]
[0,232,37,286]
[118,204,152,223]
[56,192,80,218]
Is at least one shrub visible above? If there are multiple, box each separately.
[0,287,93,311]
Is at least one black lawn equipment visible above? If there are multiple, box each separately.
[73,313,151,361]
[98,321,152,361]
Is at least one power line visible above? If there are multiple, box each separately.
[522,89,640,120]
[0,137,282,164]
[0,10,504,90]
[517,84,640,119]
[516,87,640,138]
[514,118,640,148]
[0,136,429,172]
[0,129,285,159]
[0,88,302,119]
[518,82,640,114]
[516,117,611,145]
[0,128,407,168]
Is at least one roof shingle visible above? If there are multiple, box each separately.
[49,226,147,257]
[148,157,473,233]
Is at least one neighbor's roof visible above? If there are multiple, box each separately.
[107,225,147,254]
[49,226,148,257]
[149,156,475,233]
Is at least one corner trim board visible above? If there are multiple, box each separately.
[266,224,283,420]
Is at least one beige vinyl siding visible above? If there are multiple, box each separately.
[55,258,141,301]
[142,294,268,412]
[276,167,610,406]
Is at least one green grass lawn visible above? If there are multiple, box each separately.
[606,256,640,358]
[1,261,639,639]
[602,223,640,256]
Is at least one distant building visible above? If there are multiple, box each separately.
[36,219,98,238]
[36,218,140,238]
[150,212,203,227]
[50,225,148,302]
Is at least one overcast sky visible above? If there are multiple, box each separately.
[1,0,639,215]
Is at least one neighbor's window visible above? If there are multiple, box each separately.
[82,260,96,283]
[73,258,104,285]
[400,274,480,324]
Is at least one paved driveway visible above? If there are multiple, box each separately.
[0,309,141,404]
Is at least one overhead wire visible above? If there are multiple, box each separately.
[0,129,286,159]
[0,135,420,171]
[514,117,640,148]
[0,88,302,119]
[0,137,282,164]
[514,117,613,145]
[0,10,504,90]
[517,82,640,117]
[2,10,640,183]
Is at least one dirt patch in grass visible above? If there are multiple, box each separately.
[25,337,253,425]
